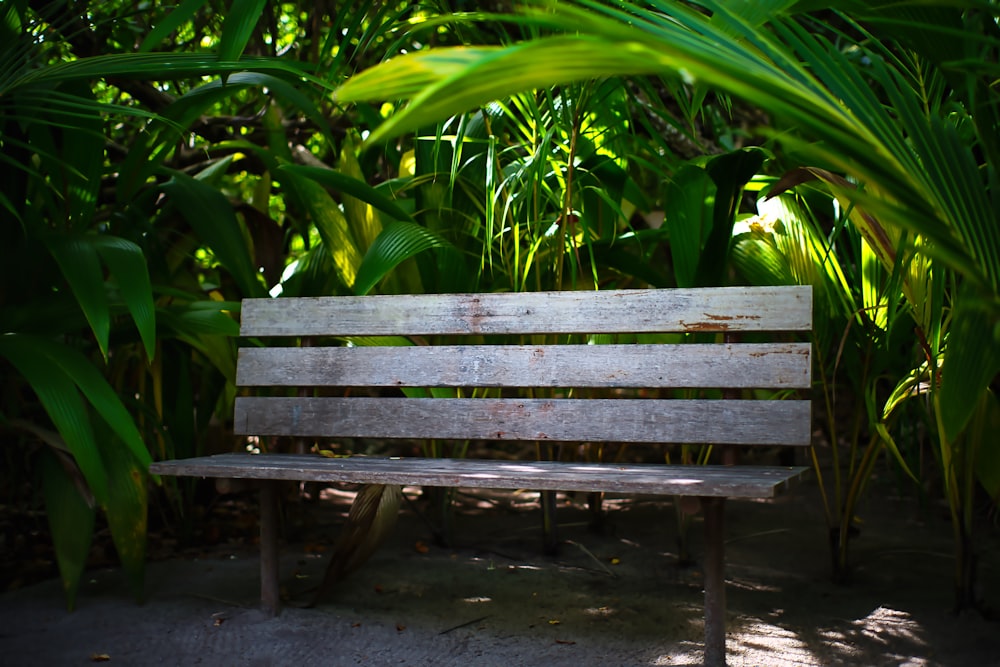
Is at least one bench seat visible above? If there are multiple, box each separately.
[151,453,808,498]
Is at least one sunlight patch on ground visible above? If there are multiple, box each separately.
[721,607,930,666]
[648,641,703,666]
[583,605,616,617]
[727,620,818,666]
[854,606,928,648]
[816,605,929,665]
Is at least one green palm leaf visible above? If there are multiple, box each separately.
[279,168,365,292]
[161,170,267,299]
[354,221,459,296]
[93,236,157,361]
[218,0,267,62]
[12,53,314,88]
[0,335,110,507]
[279,164,416,225]
[40,450,96,611]
[138,0,207,53]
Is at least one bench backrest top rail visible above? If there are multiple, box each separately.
[240,286,812,337]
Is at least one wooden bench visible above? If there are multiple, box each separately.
[150,286,812,667]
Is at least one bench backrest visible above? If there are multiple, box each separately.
[234,286,812,448]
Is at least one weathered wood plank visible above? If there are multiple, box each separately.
[239,286,812,337]
[149,453,810,498]
[233,397,812,446]
[236,342,812,390]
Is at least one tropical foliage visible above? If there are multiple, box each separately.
[2,0,997,614]
[331,0,1000,612]
[0,0,418,606]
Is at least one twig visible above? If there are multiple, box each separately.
[564,540,616,577]
[725,528,791,545]
[439,615,490,635]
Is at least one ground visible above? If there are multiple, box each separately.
[1,474,998,666]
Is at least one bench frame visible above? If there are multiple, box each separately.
[151,286,812,667]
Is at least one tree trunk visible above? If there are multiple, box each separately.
[828,524,854,585]
[954,528,981,612]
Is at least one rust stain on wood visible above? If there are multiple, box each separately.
[463,296,488,333]
[705,313,760,321]
[679,320,730,331]
[680,312,763,331]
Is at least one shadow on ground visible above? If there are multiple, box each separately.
[1,478,997,666]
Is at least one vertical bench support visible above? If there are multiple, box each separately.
[701,496,727,667]
[259,480,281,615]
[541,490,560,554]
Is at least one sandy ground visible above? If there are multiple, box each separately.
[1,477,998,666]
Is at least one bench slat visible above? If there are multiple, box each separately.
[236,342,812,390]
[234,397,811,446]
[240,286,812,337]
[149,453,810,499]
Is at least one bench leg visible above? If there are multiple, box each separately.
[701,496,727,667]
[541,490,559,554]
[260,480,281,616]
